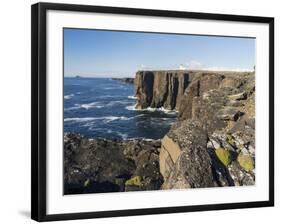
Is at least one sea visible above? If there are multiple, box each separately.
[64,77,177,140]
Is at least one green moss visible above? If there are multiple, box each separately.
[125,176,142,186]
[226,134,236,147]
[215,148,232,167]
[237,154,254,172]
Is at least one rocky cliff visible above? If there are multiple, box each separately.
[134,70,192,110]
[159,71,255,189]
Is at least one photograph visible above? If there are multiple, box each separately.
[63,28,256,195]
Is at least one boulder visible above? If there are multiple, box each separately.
[228,92,247,101]
[160,120,215,189]
[216,107,242,121]
[159,135,182,180]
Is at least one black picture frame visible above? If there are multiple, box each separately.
[31,2,274,222]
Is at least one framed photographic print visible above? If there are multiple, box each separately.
[31,2,274,222]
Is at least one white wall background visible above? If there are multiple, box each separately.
[0,0,279,223]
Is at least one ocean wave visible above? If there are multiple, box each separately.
[128,95,137,99]
[64,94,74,99]
[104,86,125,90]
[64,117,99,122]
[126,137,159,141]
[80,102,104,109]
[75,100,130,110]
[104,116,131,123]
[96,95,119,99]
[64,105,80,111]
[116,132,128,140]
[125,104,138,111]
[108,100,131,106]
[64,116,132,123]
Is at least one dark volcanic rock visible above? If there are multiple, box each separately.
[64,134,163,194]
[134,70,191,110]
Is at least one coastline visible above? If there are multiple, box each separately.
[64,70,256,193]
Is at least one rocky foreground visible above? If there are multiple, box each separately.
[65,70,255,194]
[64,134,163,194]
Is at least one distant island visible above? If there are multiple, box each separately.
[112,77,134,84]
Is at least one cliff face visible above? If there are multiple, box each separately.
[134,70,191,110]
[159,71,255,189]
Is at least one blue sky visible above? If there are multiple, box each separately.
[64,28,255,77]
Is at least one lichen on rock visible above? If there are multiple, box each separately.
[215,148,232,167]
[125,176,142,186]
[237,154,255,172]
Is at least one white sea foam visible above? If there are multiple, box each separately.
[64,116,132,123]
[96,95,118,99]
[117,132,128,140]
[128,95,137,99]
[65,100,131,111]
[106,100,131,107]
[125,104,138,111]
[73,100,130,110]
[80,102,104,109]
[125,104,177,114]
[64,105,81,111]
[146,107,178,114]
[64,117,99,122]
[103,116,130,123]
[64,94,74,99]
